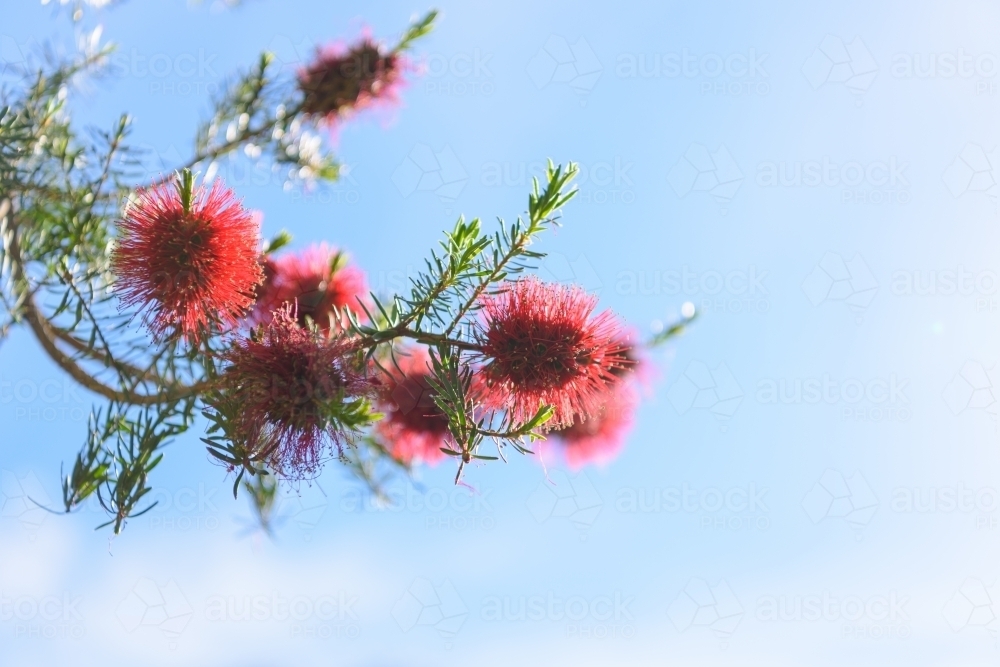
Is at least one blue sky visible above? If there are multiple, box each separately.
[1,0,1000,665]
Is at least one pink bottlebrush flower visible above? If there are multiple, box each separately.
[550,380,639,470]
[473,277,631,430]
[612,329,654,387]
[297,35,406,127]
[552,328,648,468]
[112,176,263,342]
[375,346,451,466]
[221,305,375,480]
[251,243,369,331]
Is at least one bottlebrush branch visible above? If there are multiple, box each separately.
[0,9,694,536]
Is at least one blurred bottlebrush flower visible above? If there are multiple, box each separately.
[550,380,639,469]
[220,305,376,480]
[610,332,646,378]
[112,172,263,342]
[611,330,657,396]
[474,277,631,430]
[297,35,406,127]
[375,346,451,466]
[251,243,369,331]
[550,331,647,468]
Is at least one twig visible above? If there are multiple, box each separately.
[3,200,208,405]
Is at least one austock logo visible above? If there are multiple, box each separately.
[130,139,363,202]
[943,362,1000,422]
[106,46,221,96]
[802,35,878,104]
[538,252,604,295]
[944,578,999,639]
[892,268,1000,315]
[892,50,1000,80]
[615,483,770,532]
[1,591,85,640]
[265,481,329,538]
[420,49,495,97]
[265,34,314,69]
[137,483,221,532]
[756,157,910,205]
[116,578,193,649]
[205,590,360,639]
[392,144,468,207]
[801,252,878,324]
[0,35,38,81]
[1,374,87,422]
[943,144,999,208]
[616,266,769,315]
[126,143,185,184]
[1,470,51,535]
[392,578,468,646]
[755,591,911,640]
[481,157,635,205]
[667,578,743,648]
[288,164,362,205]
[756,374,911,423]
[802,469,879,537]
[667,143,743,214]
[525,469,603,537]
[527,35,603,103]
[891,484,1000,529]
[615,48,769,97]
[339,482,495,532]
[891,267,1000,316]
[892,50,1000,94]
[480,591,635,639]
[666,360,743,429]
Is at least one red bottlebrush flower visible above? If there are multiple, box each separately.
[474,277,631,430]
[551,380,639,470]
[297,36,406,127]
[112,174,263,342]
[374,347,451,466]
[251,243,369,331]
[221,305,375,480]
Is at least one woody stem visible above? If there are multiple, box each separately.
[396,327,482,352]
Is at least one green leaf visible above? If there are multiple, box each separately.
[262,229,293,254]
[395,10,439,52]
